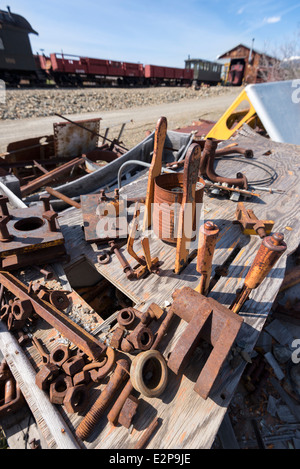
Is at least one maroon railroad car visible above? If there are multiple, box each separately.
[144,64,193,85]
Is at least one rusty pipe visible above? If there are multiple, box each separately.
[215,147,253,159]
[200,138,248,189]
[45,187,81,210]
[195,221,219,295]
[230,233,287,314]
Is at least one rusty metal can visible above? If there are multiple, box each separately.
[152,173,205,244]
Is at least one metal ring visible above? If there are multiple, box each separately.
[97,252,111,264]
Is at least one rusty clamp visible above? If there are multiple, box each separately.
[233,202,274,238]
[167,287,243,399]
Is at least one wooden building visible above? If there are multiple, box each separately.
[218,43,281,85]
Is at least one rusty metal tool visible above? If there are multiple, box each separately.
[230,233,287,314]
[143,116,168,230]
[233,202,274,238]
[174,143,202,274]
[0,271,107,361]
[205,181,259,199]
[195,221,219,295]
[167,287,243,399]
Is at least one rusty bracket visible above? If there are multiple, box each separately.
[233,202,274,238]
[127,202,160,278]
[167,287,243,399]
[0,271,107,361]
[174,143,202,274]
[143,116,168,230]
[0,197,67,272]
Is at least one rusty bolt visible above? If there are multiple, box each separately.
[49,291,70,310]
[12,299,33,321]
[110,326,125,349]
[7,313,25,331]
[117,308,136,328]
[35,363,60,391]
[120,337,134,353]
[39,194,51,212]
[75,358,130,441]
[49,374,73,405]
[0,215,13,242]
[49,344,70,367]
[0,195,10,217]
[125,324,154,351]
[99,189,107,202]
[37,288,50,302]
[118,394,139,429]
[42,210,58,232]
[62,355,85,376]
[64,385,89,414]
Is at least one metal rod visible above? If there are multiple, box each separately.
[45,186,81,209]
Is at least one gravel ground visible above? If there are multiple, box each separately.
[0,85,236,120]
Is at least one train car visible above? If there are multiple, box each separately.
[184,58,222,85]
[0,7,41,85]
[144,64,193,85]
[39,53,144,86]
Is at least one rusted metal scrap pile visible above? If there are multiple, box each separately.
[0,113,299,450]
[0,115,127,205]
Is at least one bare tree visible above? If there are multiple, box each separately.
[259,28,300,82]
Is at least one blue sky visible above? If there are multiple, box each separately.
[5,0,300,66]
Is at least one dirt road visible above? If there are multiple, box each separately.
[0,87,241,152]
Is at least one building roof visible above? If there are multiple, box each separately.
[218,43,274,60]
[0,8,38,35]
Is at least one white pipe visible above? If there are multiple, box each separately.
[0,181,27,208]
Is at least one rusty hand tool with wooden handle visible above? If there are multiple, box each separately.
[230,232,287,314]
[195,221,219,295]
